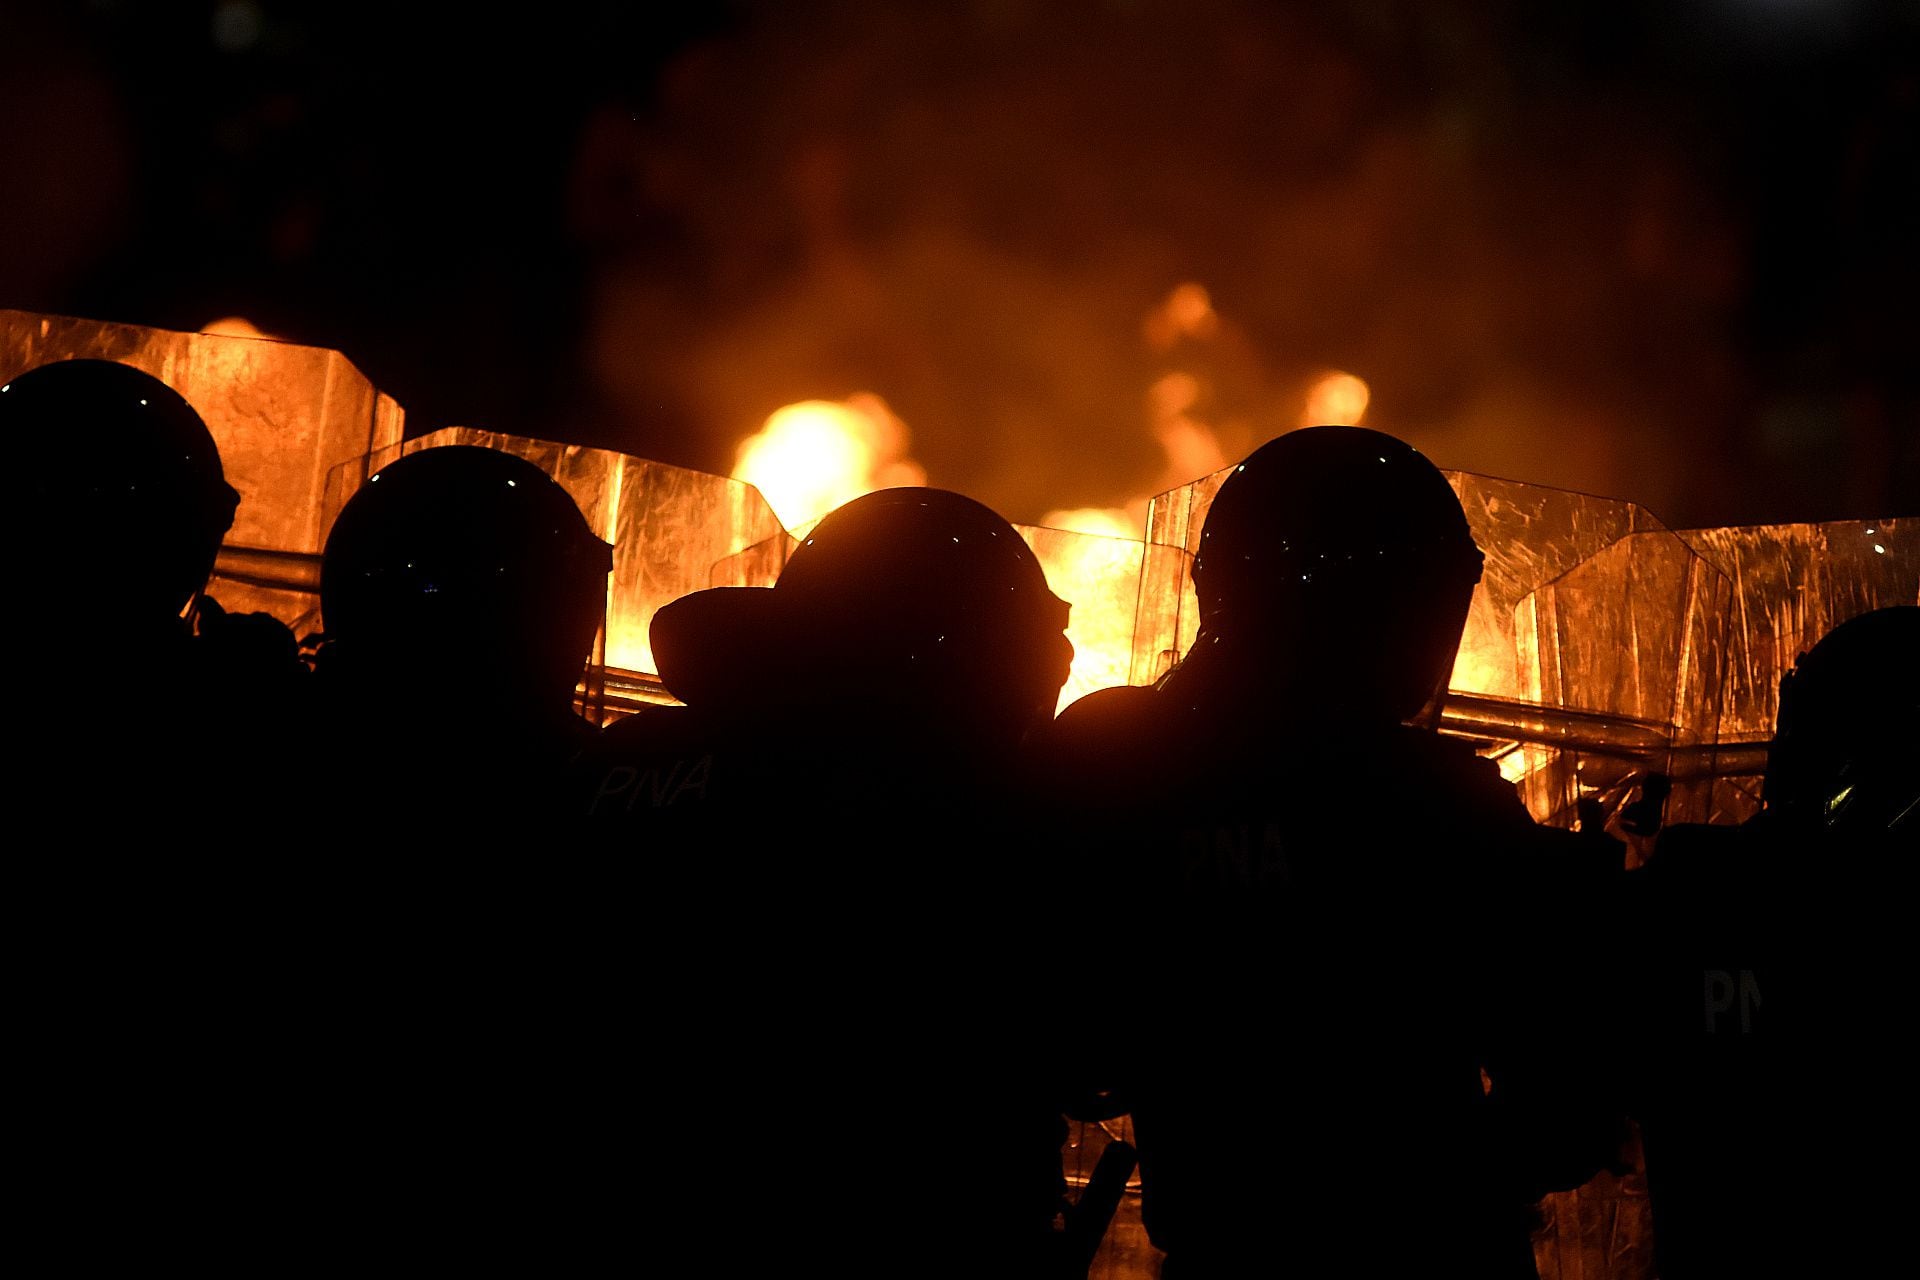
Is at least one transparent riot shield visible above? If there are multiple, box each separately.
[1143,460,1914,841]
[314,428,1190,725]
[1145,464,1731,828]
[1,307,404,637]
[1499,523,1732,829]
[322,426,792,718]
[1676,518,1915,821]
[1506,516,1914,834]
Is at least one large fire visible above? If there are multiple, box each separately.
[730,355,1392,722]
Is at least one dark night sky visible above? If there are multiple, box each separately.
[4,0,1915,529]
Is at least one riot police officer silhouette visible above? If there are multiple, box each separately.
[269,445,627,1268]
[311,443,613,829]
[631,484,1072,799]
[578,486,1078,1277]
[1038,426,1617,1277]
[4,358,312,1266]
[1625,604,1918,1278]
[3,357,304,821]
[1760,604,1917,843]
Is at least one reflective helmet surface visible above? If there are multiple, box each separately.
[1187,426,1483,722]
[3,359,238,621]
[1765,605,1919,836]
[321,446,612,693]
[1194,425,1481,621]
[778,487,1068,654]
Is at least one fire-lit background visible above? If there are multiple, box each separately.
[5,9,1913,1279]
[5,0,1914,533]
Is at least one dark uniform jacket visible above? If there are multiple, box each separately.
[1036,682,1621,1277]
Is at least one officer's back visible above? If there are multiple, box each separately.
[3,358,306,827]
[306,445,613,835]
[1624,604,1917,1277]
[1040,428,1617,1277]
[580,488,1078,1276]
[3,359,319,1266]
[276,445,621,1266]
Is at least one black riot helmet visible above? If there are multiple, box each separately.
[652,487,1073,746]
[3,359,239,627]
[1763,605,1919,838]
[1183,426,1483,724]
[320,446,613,709]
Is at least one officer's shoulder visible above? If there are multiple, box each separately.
[190,597,308,696]
[1395,727,1533,822]
[1038,685,1163,758]
[576,703,717,771]
[597,703,704,748]
[1052,683,1159,732]
[1646,820,1748,881]
[1028,684,1166,796]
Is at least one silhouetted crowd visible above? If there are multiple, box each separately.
[9,358,1914,1278]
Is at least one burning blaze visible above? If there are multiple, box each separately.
[731,393,926,528]
[1150,371,1229,488]
[1018,525,1157,716]
[1302,371,1370,427]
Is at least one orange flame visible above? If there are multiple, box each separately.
[1302,370,1370,426]
[1020,525,1153,715]
[1144,282,1220,350]
[1068,289,1241,536]
[732,393,927,528]
[201,316,275,340]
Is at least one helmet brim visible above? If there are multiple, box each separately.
[650,586,792,708]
